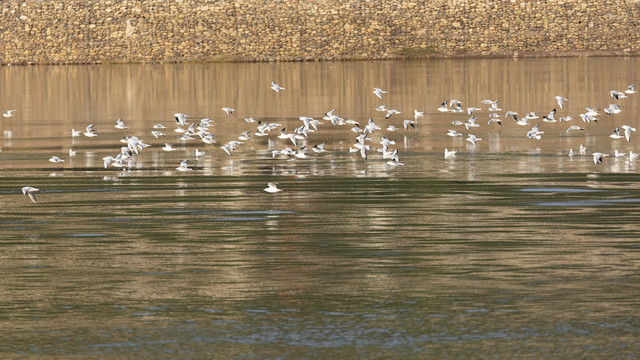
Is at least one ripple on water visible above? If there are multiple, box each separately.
[65,233,108,237]
[200,308,222,314]
[208,217,270,221]
[533,198,640,206]
[103,218,139,223]
[130,313,155,317]
[517,188,601,193]
[159,209,295,215]
[159,209,294,221]
[45,188,125,194]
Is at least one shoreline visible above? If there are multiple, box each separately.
[3,50,639,67]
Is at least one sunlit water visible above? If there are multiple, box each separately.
[1,58,640,358]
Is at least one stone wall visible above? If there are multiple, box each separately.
[1,0,639,65]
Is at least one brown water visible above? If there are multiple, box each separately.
[1,58,640,358]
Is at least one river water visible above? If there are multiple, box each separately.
[1,58,640,358]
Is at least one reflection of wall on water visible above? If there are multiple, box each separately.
[0,58,638,181]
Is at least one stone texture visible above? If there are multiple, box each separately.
[0,0,638,65]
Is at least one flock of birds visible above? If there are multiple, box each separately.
[437,84,638,165]
[7,79,639,204]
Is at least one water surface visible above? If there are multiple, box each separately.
[1,58,640,358]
